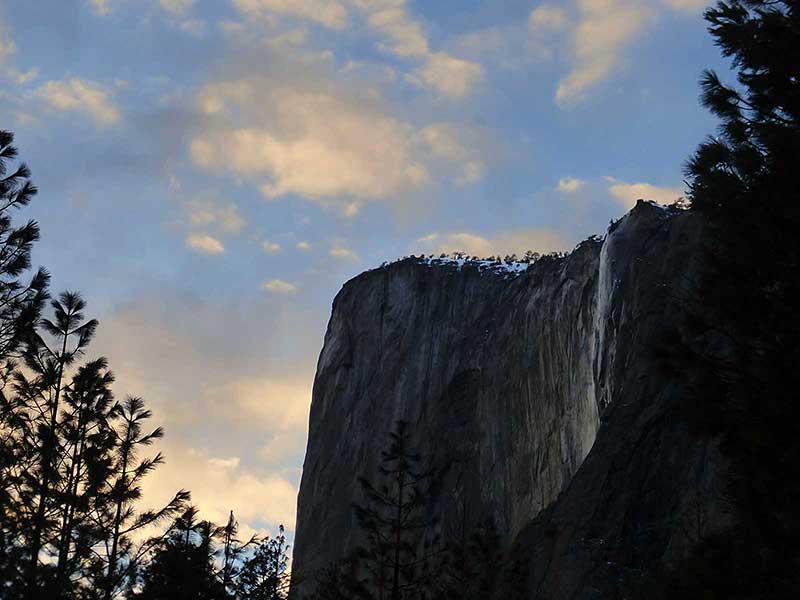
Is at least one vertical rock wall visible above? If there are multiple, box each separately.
[292,202,717,598]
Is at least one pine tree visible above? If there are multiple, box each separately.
[0,129,49,595]
[93,396,189,600]
[133,506,226,600]
[435,521,502,600]
[52,358,117,598]
[237,525,289,600]
[352,421,440,600]
[13,291,99,599]
[659,1,800,595]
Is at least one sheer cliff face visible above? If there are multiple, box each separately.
[293,202,719,597]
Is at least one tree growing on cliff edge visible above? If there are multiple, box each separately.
[656,0,800,596]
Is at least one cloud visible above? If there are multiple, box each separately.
[179,19,206,36]
[160,0,194,16]
[537,0,707,105]
[414,52,484,99]
[329,245,358,260]
[556,0,653,104]
[233,0,349,29]
[213,376,311,431]
[186,233,225,254]
[262,279,298,293]
[262,240,282,253]
[355,0,428,57]
[0,36,14,64]
[662,0,709,12]
[142,445,299,530]
[529,5,568,32]
[93,294,321,537]
[191,77,438,205]
[184,197,245,233]
[351,0,483,98]
[89,0,111,16]
[418,123,486,184]
[557,177,585,193]
[296,241,311,251]
[0,30,38,87]
[606,177,683,209]
[7,67,38,86]
[417,228,569,258]
[34,78,121,126]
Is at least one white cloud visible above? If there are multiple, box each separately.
[296,241,311,251]
[418,123,486,184]
[606,177,683,209]
[354,0,429,57]
[160,0,194,16]
[180,19,206,36]
[662,0,709,12]
[556,0,653,104]
[351,0,482,98]
[262,240,282,253]
[414,52,484,99]
[191,80,432,204]
[529,5,568,32]
[262,279,298,294]
[537,0,707,105]
[557,177,585,193]
[329,245,358,260]
[0,31,38,87]
[417,228,569,258]
[0,36,15,64]
[233,0,349,29]
[93,296,320,538]
[215,376,311,430]
[7,67,38,86]
[186,233,225,254]
[34,78,121,126]
[142,445,299,529]
[184,197,245,233]
[89,0,111,16]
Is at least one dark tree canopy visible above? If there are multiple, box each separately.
[651,1,800,597]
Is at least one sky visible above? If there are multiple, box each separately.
[0,0,730,545]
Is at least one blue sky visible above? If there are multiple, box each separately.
[0,0,728,543]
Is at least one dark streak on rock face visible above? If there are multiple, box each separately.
[292,202,725,598]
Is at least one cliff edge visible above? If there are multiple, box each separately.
[292,202,725,598]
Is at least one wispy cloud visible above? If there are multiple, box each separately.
[233,0,349,29]
[529,5,568,32]
[416,228,569,258]
[34,77,121,125]
[89,0,111,16]
[160,0,194,16]
[186,233,225,254]
[605,176,683,209]
[262,279,298,293]
[190,67,482,209]
[329,245,358,261]
[556,0,654,104]
[557,177,585,193]
[184,197,245,234]
[262,240,282,253]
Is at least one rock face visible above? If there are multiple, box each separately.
[292,202,725,598]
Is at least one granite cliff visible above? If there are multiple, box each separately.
[292,201,727,598]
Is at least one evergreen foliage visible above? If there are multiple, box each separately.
[351,420,440,600]
[236,525,289,600]
[655,1,800,596]
[0,131,289,599]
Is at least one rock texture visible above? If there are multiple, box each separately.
[292,201,725,598]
